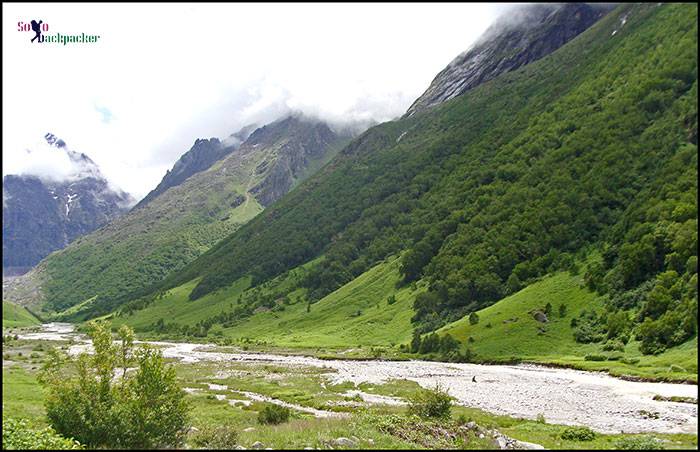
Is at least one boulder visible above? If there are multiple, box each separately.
[333,437,358,448]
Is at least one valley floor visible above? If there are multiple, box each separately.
[2,323,698,450]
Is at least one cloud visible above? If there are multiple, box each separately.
[3,136,95,183]
[2,3,510,201]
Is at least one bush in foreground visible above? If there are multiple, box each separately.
[189,424,239,449]
[560,426,596,441]
[613,435,664,450]
[258,404,291,425]
[2,418,83,450]
[39,322,190,449]
[407,384,453,420]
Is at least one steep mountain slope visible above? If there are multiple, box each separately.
[2,134,133,275]
[135,124,257,209]
[5,116,348,315]
[2,300,40,328]
[404,3,613,117]
[114,3,696,362]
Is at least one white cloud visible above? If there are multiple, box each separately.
[2,3,511,201]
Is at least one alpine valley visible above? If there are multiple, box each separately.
[2,3,698,451]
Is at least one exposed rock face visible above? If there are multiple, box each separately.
[135,123,257,209]
[405,3,613,117]
[2,134,133,273]
[248,116,345,207]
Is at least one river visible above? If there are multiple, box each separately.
[16,323,698,434]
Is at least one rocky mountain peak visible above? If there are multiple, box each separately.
[404,3,614,117]
[3,135,134,274]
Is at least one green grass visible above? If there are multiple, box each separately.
[112,276,252,331]
[217,257,417,348]
[439,272,698,383]
[2,300,40,328]
[115,256,418,349]
[2,367,47,425]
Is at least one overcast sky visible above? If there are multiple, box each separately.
[3,3,513,200]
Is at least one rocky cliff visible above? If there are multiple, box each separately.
[405,3,613,117]
[135,124,257,209]
[2,134,134,274]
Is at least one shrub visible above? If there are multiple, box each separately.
[469,312,479,325]
[257,404,291,425]
[601,340,625,352]
[407,384,452,420]
[2,418,83,450]
[613,435,664,450]
[560,426,596,441]
[620,357,640,365]
[38,322,189,449]
[559,304,567,318]
[584,354,607,361]
[387,295,397,305]
[536,413,546,424]
[189,424,239,449]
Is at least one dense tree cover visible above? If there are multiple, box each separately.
[39,322,190,448]
[108,5,696,355]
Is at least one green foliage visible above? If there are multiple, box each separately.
[584,354,607,362]
[189,424,239,449]
[469,312,480,325]
[601,340,626,352]
[113,4,699,360]
[2,301,40,328]
[257,404,291,425]
[613,435,664,450]
[560,426,596,441]
[558,304,567,318]
[544,303,553,317]
[573,310,606,344]
[38,321,189,449]
[2,418,83,450]
[407,384,453,420]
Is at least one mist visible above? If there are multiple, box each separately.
[3,3,512,201]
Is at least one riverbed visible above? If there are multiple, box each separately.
[16,323,698,434]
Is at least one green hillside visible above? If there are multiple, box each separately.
[112,2,698,360]
[4,118,348,319]
[2,300,39,328]
[437,272,697,382]
[114,256,416,348]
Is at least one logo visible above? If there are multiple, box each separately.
[18,20,101,45]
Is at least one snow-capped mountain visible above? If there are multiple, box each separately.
[2,133,134,275]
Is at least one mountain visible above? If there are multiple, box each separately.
[4,116,349,315]
[2,134,134,276]
[404,3,613,117]
[107,3,696,365]
[135,124,257,209]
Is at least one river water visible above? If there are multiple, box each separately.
[15,323,698,434]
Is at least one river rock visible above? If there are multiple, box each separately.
[251,441,265,449]
[333,437,357,447]
[243,427,256,432]
[515,440,546,449]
